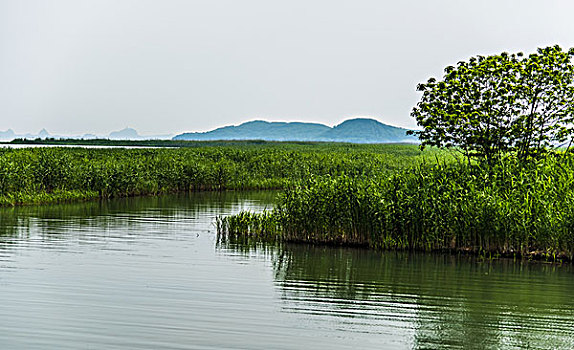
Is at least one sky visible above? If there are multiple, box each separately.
[1,0,574,136]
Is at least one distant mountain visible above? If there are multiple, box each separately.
[0,127,172,141]
[38,128,50,138]
[0,129,51,141]
[173,118,418,143]
[0,129,15,141]
[174,120,331,141]
[106,128,172,140]
[322,118,414,143]
[108,127,141,140]
[19,129,51,140]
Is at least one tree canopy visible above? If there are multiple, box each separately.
[409,45,574,162]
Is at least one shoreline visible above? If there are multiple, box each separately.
[220,232,573,264]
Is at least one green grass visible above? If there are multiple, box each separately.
[0,143,438,206]
[219,154,574,261]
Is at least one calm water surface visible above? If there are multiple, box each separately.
[0,192,573,349]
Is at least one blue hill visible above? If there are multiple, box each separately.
[173,118,417,143]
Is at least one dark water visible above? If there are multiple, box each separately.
[0,192,572,349]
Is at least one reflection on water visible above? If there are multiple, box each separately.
[267,245,574,349]
[1,192,573,349]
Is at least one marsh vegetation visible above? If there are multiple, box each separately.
[219,154,574,261]
[0,143,433,206]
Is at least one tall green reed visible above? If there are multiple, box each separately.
[0,144,435,205]
[220,154,574,261]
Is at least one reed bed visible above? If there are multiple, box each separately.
[219,154,574,261]
[0,143,433,206]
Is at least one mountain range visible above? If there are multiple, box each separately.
[173,118,418,143]
[1,118,418,143]
[0,128,172,141]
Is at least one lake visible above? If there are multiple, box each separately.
[0,192,573,349]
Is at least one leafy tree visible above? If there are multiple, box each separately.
[409,45,574,162]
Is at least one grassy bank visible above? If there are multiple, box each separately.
[218,154,574,261]
[0,143,434,206]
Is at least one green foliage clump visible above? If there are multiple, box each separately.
[410,45,574,162]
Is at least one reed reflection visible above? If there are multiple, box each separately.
[219,238,574,349]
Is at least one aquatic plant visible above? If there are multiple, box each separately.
[219,154,574,261]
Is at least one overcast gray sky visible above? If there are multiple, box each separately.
[1,0,574,136]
